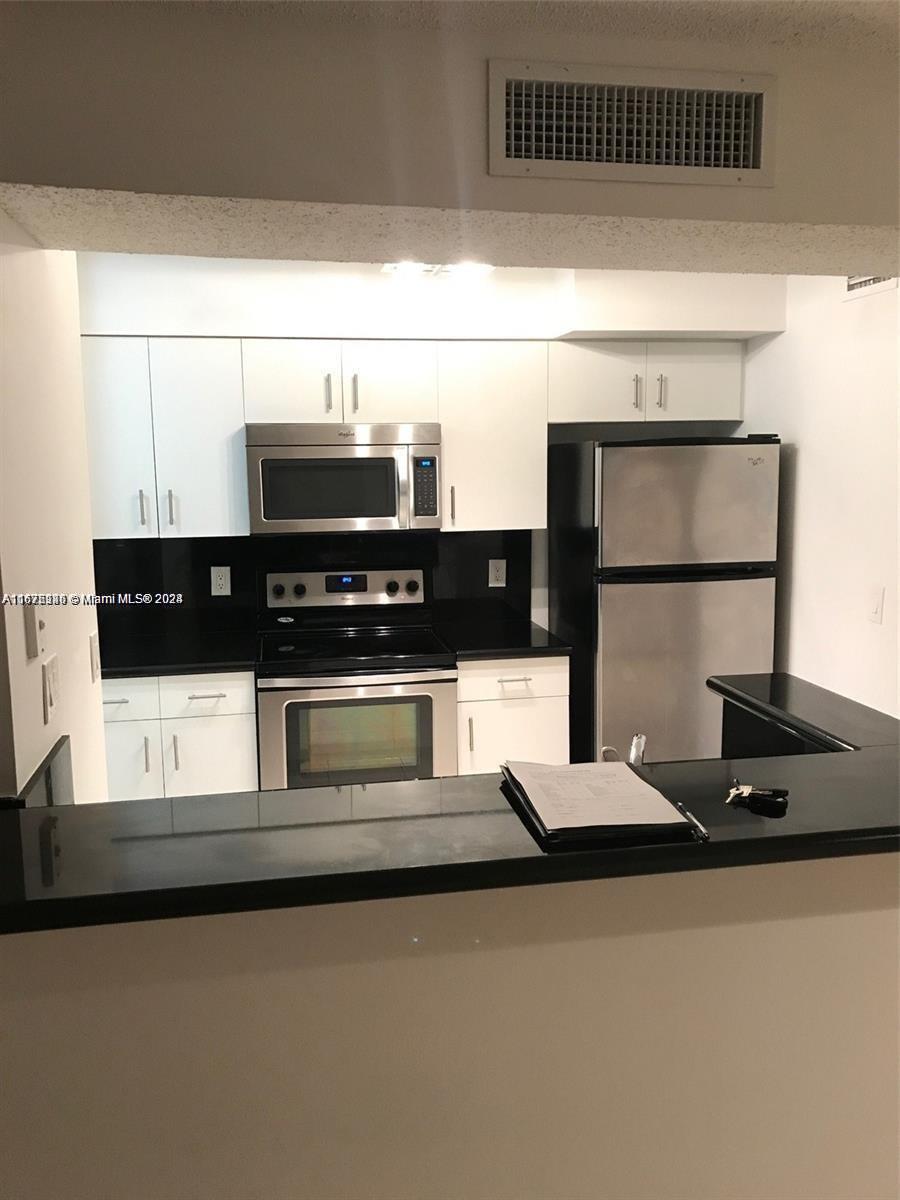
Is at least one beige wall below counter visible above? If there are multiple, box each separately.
[2,855,897,1200]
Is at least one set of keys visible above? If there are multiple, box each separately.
[726,779,789,817]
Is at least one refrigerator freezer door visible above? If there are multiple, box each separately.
[596,576,775,762]
[599,443,779,567]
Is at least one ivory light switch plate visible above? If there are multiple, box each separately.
[866,585,885,625]
[42,655,59,725]
[89,632,101,682]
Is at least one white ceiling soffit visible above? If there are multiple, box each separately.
[0,183,896,277]
[283,1,899,52]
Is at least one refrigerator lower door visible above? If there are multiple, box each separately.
[596,576,775,762]
[599,443,779,568]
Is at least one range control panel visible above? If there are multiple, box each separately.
[412,456,439,518]
[266,569,425,608]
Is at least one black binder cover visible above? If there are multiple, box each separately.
[500,766,699,854]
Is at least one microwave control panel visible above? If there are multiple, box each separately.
[412,456,439,518]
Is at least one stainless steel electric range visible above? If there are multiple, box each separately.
[256,568,458,790]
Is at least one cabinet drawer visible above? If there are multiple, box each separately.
[101,676,160,723]
[457,657,569,702]
[158,671,255,718]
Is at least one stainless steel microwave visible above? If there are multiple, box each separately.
[246,423,442,534]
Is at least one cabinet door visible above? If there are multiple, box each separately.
[149,338,248,537]
[646,341,743,421]
[161,713,258,797]
[81,336,159,538]
[105,720,165,801]
[548,341,647,422]
[457,697,569,776]
[438,342,548,531]
[242,339,342,423]
[341,341,438,423]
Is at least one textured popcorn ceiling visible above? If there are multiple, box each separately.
[0,183,896,276]
[266,1,899,51]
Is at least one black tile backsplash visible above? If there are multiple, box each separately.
[92,531,533,642]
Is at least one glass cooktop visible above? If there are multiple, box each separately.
[257,626,455,677]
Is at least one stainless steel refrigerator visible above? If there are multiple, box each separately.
[548,437,780,763]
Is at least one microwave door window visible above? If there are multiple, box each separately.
[261,457,398,521]
[284,696,434,788]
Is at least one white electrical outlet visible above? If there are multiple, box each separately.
[488,559,507,588]
[867,585,885,625]
[211,565,232,597]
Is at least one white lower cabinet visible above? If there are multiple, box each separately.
[455,656,570,776]
[457,697,570,775]
[101,673,258,801]
[104,720,165,802]
[161,713,259,798]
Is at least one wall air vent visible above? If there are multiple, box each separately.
[844,274,897,300]
[489,60,776,187]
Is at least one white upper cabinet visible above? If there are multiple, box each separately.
[548,341,648,422]
[242,338,342,423]
[340,341,438,424]
[645,341,743,421]
[148,338,249,537]
[81,337,159,538]
[438,342,548,532]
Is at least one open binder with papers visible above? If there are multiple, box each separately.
[500,760,708,852]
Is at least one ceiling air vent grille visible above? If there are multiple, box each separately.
[490,61,776,187]
[843,275,897,301]
[505,81,763,169]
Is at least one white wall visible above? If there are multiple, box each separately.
[744,276,898,715]
[1,4,896,229]
[1,856,897,1200]
[76,253,786,339]
[0,211,107,800]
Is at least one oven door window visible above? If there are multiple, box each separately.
[261,457,398,521]
[284,695,434,788]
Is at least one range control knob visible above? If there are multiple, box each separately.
[293,583,307,598]
[385,580,400,596]
[272,583,285,598]
[405,579,420,595]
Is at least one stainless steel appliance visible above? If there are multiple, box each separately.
[256,568,458,790]
[548,437,780,763]
[246,423,441,534]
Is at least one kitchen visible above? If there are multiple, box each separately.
[71,253,811,807]
[0,3,897,1197]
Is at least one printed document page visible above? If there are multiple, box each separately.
[505,761,688,830]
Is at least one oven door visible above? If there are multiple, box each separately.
[257,672,458,790]
[248,444,409,533]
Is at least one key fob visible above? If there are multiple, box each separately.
[746,791,789,818]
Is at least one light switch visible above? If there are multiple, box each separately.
[867,585,885,625]
[89,632,101,682]
[23,605,43,659]
[42,655,59,725]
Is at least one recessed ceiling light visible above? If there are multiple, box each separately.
[381,261,439,277]
[442,262,495,280]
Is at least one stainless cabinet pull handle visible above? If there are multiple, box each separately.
[632,374,641,410]
[103,698,129,705]
[351,373,359,413]
[468,716,475,753]
[167,489,175,525]
[173,734,180,771]
[143,736,151,774]
[186,692,227,700]
[324,372,333,412]
[498,676,533,684]
[656,373,665,409]
[138,488,148,526]
[450,485,456,523]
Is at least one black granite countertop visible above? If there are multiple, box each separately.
[709,673,899,750]
[436,618,571,660]
[100,630,258,678]
[2,671,897,934]
[99,620,569,677]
